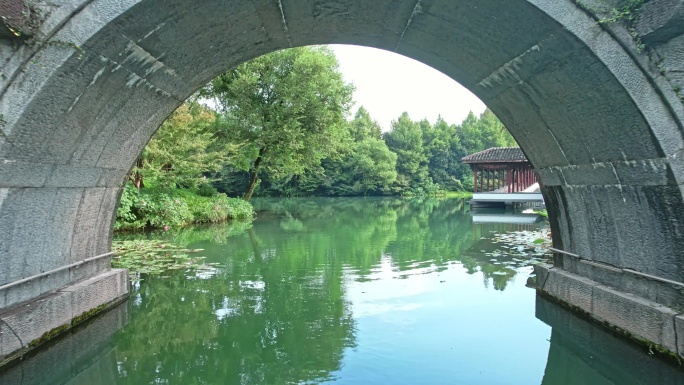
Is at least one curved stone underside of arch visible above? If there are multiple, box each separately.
[1,0,684,360]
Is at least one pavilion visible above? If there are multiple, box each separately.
[462,147,537,193]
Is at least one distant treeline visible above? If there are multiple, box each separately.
[126,46,517,201]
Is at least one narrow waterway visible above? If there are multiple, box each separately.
[1,197,682,385]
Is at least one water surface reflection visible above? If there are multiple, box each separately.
[1,198,681,384]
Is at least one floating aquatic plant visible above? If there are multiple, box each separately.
[483,228,552,269]
[112,239,214,279]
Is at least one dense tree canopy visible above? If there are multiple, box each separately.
[130,102,230,190]
[459,109,517,155]
[133,46,518,199]
[319,108,398,196]
[423,116,464,191]
[348,106,382,141]
[384,112,433,194]
[203,46,354,200]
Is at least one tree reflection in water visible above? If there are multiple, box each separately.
[6,198,680,385]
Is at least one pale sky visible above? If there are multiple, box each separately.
[330,45,487,132]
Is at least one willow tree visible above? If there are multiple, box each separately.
[205,46,353,201]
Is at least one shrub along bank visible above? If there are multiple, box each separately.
[115,183,254,231]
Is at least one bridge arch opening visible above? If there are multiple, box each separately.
[1,0,684,359]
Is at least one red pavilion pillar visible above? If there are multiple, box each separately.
[473,166,478,193]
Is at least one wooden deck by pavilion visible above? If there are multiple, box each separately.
[462,147,543,207]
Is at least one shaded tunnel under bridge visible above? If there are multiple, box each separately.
[1,0,684,362]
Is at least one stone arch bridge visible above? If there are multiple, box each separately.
[1,0,684,362]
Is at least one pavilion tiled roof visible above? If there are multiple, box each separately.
[461,147,528,164]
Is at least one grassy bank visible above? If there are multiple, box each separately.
[115,183,254,231]
[437,190,473,198]
[400,190,473,198]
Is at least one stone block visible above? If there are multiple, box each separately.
[539,267,681,356]
[97,167,128,188]
[536,294,684,384]
[43,188,83,268]
[536,167,565,187]
[93,94,176,170]
[634,185,684,282]
[0,319,22,357]
[2,276,42,310]
[592,284,678,352]
[1,291,73,349]
[574,186,623,267]
[68,254,112,284]
[64,269,127,318]
[0,301,128,385]
[0,160,52,187]
[559,163,620,187]
[543,268,596,313]
[613,158,672,186]
[0,269,128,361]
[668,148,684,187]
[44,165,103,188]
[533,263,552,290]
[69,188,105,262]
[0,253,113,310]
[676,314,684,358]
[0,188,15,285]
[637,0,684,45]
[547,186,592,259]
[93,188,119,256]
[5,189,55,281]
[553,255,684,312]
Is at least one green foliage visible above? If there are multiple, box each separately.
[423,116,465,191]
[127,188,193,229]
[348,106,382,141]
[115,183,254,230]
[576,0,650,51]
[384,112,432,194]
[458,109,517,155]
[126,47,519,201]
[186,193,255,223]
[197,183,218,197]
[135,102,516,199]
[134,102,234,190]
[535,209,549,218]
[598,0,648,25]
[116,182,139,224]
[203,46,354,200]
[377,108,516,195]
[319,110,398,195]
[112,240,209,275]
[345,138,398,194]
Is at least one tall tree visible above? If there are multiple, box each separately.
[348,106,382,141]
[204,46,354,201]
[458,108,516,155]
[318,107,397,195]
[131,102,229,190]
[423,116,467,190]
[384,112,432,193]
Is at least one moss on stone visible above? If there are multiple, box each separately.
[1,293,130,370]
[538,289,683,365]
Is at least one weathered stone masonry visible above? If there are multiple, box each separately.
[1,0,683,362]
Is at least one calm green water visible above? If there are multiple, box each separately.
[2,197,683,385]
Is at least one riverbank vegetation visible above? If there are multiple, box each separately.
[115,184,254,231]
[115,46,517,230]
